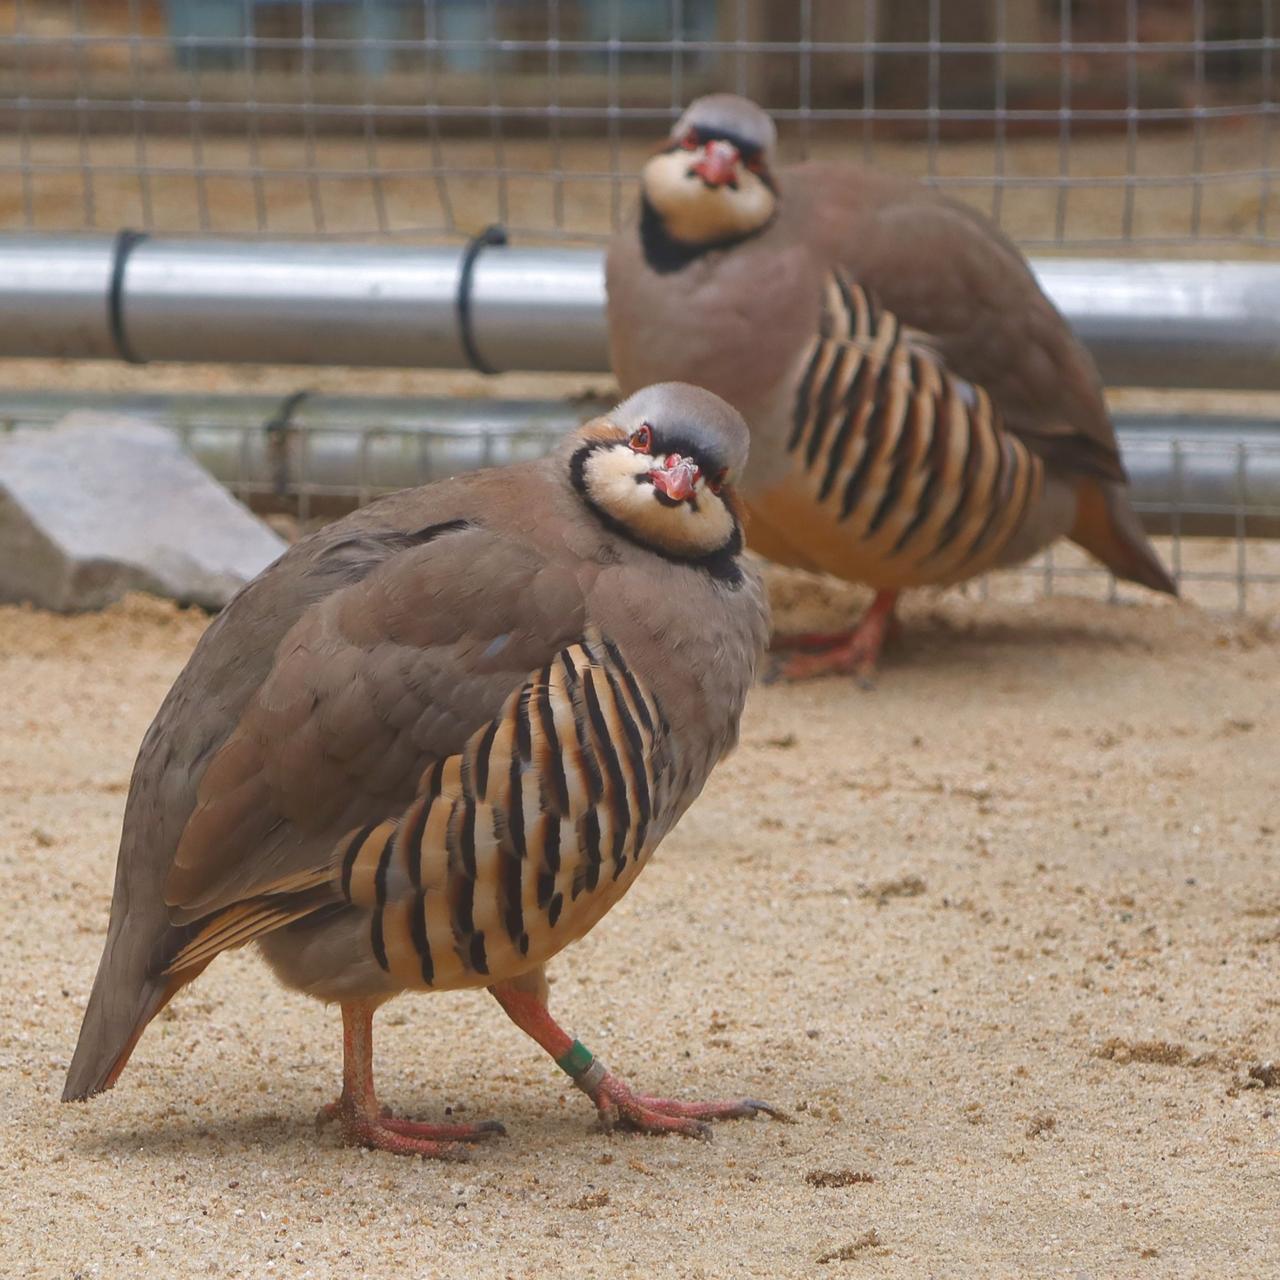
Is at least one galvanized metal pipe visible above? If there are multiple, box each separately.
[3,391,1277,537]
[1119,416,1280,538]
[0,236,119,359]
[0,235,1278,389]
[1032,259,1280,392]
[0,234,611,372]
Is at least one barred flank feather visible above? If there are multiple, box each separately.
[159,630,675,993]
[780,272,1045,588]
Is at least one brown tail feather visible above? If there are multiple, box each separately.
[1070,478,1177,596]
[96,968,205,1094]
[63,966,199,1102]
[65,877,335,1103]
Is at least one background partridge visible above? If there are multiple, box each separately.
[606,94,1177,680]
[63,382,774,1157]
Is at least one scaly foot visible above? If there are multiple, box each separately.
[586,1069,787,1140]
[323,999,506,1158]
[489,980,788,1142]
[769,589,899,685]
[317,1096,505,1158]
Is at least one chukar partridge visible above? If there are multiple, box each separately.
[606,94,1176,681]
[64,383,776,1157]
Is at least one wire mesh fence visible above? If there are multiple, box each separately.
[0,3,1277,614]
[0,0,1276,249]
[3,392,1279,613]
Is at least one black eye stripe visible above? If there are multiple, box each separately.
[688,126,764,162]
[663,128,765,163]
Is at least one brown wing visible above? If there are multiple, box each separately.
[163,520,588,926]
[797,165,1127,484]
[66,485,540,1101]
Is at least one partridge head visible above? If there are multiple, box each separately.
[641,95,779,265]
[571,381,747,567]
[63,383,777,1157]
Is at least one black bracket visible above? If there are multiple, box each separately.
[108,228,149,365]
[456,224,508,375]
[262,388,311,499]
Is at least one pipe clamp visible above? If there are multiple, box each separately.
[456,224,508,375]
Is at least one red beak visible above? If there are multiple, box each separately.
[692,140,739,188]
[650,454,701,504]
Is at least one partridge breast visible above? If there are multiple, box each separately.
[748,274,1054,589]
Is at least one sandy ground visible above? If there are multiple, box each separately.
[1,581,1278,1279]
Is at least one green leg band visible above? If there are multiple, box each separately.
[555,1040,595,1079]
[556,1040,608,1095]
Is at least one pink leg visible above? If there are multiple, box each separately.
[770,589,900,684]
[317,1000,506,1158]
[769,628,869,653]
[490,981,787,1141]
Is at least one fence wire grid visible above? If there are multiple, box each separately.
[183,418,1280,616]
[0,0,1277,249]
[0,2,1278,614]
[3,395,1278,614]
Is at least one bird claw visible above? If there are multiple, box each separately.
[764,592,898,683]
[594,1098,711,1141]
[354,1120,477,1160]
[740,1099,797,1124]
[766,640,881,684]
[586,1073,784,1140]
[378,1115,507,1143]
[316,1097,506,1156]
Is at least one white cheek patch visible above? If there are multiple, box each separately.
[642,152,775,245]
[584,446,737,559]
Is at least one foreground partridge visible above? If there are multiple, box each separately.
[606,94,1176,681]
[64,383,776,1156]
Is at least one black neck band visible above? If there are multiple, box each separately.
[569,443,744,586]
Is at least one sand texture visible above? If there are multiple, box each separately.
[1,585,1278,1279]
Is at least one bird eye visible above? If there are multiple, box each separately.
[709,469,726,494]
[679,132,699,151]
[629,425,653,453]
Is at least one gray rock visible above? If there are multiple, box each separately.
[0,412,286,611]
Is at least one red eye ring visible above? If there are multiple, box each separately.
[679,132,699,151]
[629,425,653,453]
[708,469,726,495]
